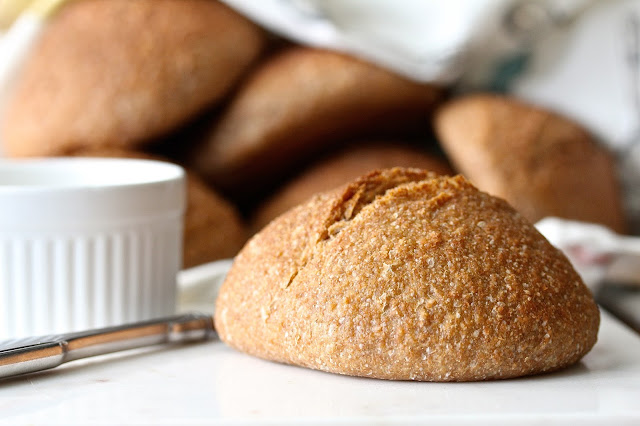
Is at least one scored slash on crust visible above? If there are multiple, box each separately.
[282,169,441,290]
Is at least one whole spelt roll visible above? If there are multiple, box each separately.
[189,47,444,192]
[215,168,599,381]
[434,94,626,233]
[2,0,266,157]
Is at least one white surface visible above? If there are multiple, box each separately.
[0,302,639,424]
[0,158,186,338]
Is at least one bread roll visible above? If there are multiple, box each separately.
[434,94,626,233]
[215,168,599,381]
[251,143,453,231]
[2,0,266,157]
[70,148,247,268]
[189,47,444,192]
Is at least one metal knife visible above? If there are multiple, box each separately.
[0,312,215,380]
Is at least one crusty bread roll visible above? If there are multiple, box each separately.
[215,168,599,381]
[2,0,266,157]
[189,47,444,192]
[434,94,626,233]
[70,148,247,268]
[251,143,453,231]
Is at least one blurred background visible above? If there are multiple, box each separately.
[1,0,639,328]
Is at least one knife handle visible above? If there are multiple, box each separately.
[0,312,215,379]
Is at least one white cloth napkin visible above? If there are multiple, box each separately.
[222,0,517,84]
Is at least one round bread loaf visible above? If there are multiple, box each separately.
[251,143,453,231]
[215,168,599,381]
[70,148,247,268]
[2,0,266,157]
[189,47,444,192]
[434,94,626,233]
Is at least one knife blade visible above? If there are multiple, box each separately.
[0,312,215,380]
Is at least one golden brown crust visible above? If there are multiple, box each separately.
[2,0,266,157]
[215,168,599,381]
[189,47,444,192]
[251,143,453,231]
[69,148,247,268]
[434,93,626,233]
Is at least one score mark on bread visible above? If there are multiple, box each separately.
[214,168,599,381]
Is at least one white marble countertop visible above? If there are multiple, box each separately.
[0,308,639,425]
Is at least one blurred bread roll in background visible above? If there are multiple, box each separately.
[251,143,453,231]
[188,47,444,193]
[1,0,266,157]
[216,168,599,381]
[434,94,626,233]
[71,148,248,269]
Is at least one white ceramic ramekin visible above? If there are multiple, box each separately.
[0,157,186,339]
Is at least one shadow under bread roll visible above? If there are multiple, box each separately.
[2,0,267,157]
[188,47,445,193]
[215,168,599,381]
[434,93,627,234]
[70,148,248,269]
[251,142,453,232]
